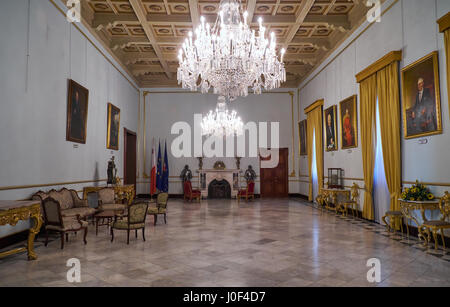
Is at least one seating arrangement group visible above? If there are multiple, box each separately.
[33,187,170,249]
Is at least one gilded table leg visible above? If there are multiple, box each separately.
[27,213,42,260]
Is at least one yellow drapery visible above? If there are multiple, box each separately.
[359,75,377,220]
[445,30,450,120]
[306,105,323,201]
[377,62,402,214]
[438,13,450,120]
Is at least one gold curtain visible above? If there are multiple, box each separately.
[306,106,324,201]
[360,74,377,220]
[377,62,402,215]
[445,30,450,120]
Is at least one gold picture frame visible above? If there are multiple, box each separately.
[324,105,338,152]
[401,51,442,139]
[107,103,120,150]
[339,95,358,149]
[66,79,89,144]
[298,120,307,156]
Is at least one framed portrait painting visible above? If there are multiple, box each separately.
[339,95,358,149]
[107,103,120,150]
[324,105,338,152]
[66,79,89,144]
[298,120,307,156]
[401,51,442,139]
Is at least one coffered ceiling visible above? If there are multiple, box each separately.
[67,0,372,88]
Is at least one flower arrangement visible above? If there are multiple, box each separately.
[401,180,435,201]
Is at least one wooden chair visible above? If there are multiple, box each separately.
[42,197,88,249]
[148,193,168,225]
[111,202,148,244]
[315,193,327,212]
[382,211,408,236]
[337,183,360,218]
[422,191,450,251]
[237,181,255,203]
[183,181,201,202]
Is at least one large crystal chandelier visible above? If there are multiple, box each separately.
[177,0,286,101]
[201,96,244,137]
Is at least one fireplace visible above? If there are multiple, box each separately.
[208,179,231,199]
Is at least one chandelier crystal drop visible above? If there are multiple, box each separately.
[201,96,244,137]
[177,0,286,101]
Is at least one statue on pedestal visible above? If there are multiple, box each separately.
[107,156,118,185]
[180,165,193,182]
[197,157,203,170]
[235,157,241,169]
[244,165,256,182]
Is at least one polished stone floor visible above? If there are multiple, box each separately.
[1,198,450,287]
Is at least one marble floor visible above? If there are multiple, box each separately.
[1,198,450,287]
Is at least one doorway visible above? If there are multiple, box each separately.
[259,148,289,198]
[124,128,137,190]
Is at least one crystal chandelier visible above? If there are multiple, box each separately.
[201,96,244,137]
[177,0,286,101]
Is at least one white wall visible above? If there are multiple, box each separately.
[298,0,450,222]
[138,89,300,195]
[0,0,139,235]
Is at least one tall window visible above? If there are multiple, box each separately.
[373,99,390,223]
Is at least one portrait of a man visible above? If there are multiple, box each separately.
[401,51,442,139]
[107,103,120,150]
[66,80,89,144]
[324,105,337,152]
[298,120,307,156]
[339,95,358,149]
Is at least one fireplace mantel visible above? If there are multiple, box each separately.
[197,169,241,198]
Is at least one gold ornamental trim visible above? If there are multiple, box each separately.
[356,51,403,83]
[304,99,324,114]
[438,12,450,32]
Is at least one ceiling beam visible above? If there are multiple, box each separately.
[282,0,316,50]
[123,52,179,64]
[106,0,119,15]
[129,0,172,79]
[303,15,350,31]
[188,0,200,28]
[288,37,331,50]
[247,0,257,25]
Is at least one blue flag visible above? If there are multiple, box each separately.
[162,140,169,192]
[156,140,163,192]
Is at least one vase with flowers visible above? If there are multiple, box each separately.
[401,180,435,201]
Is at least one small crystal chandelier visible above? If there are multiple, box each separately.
[201,96,244,137]
[177,0,286,101]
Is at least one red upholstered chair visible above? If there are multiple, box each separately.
[183,181,201,202]
[237,181,255,203]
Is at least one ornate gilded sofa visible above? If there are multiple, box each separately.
[32,188,96,219]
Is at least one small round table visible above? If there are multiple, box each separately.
[94,210,117,235]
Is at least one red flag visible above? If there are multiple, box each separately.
[150,138,157,196]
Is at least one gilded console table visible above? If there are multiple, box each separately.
[322,188,351,212]
[399,199,440,246]
[0,200,42,260]
[83,185,135,205]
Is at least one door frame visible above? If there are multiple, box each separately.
[123,128,137,190]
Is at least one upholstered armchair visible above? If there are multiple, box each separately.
[41,197,88,249]
[237,181,255,203]
[422,191,450,251]
[337,183,360,217]
[111,202,149,244]
[97,188,126,212]
[148,193,168,225]
[183,181,201,202]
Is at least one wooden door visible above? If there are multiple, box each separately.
[260,148,289,198]
[124,128,137,190]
